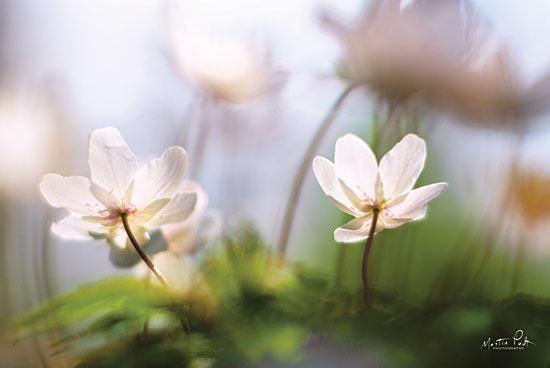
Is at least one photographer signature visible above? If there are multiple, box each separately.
[480,330,535,351]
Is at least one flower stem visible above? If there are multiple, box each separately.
[335,111,381,285]
[190,96,212,179]
[362,209,379,304]
[277,84,357,257]
[120,212,169,288]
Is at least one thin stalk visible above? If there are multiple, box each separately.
[333,228,348,287]
[190,96,211,179]
[121,213,191,336]
[120,212,169,288]
[362,209,380,303]
[335,111,381,285]
[277,84,357,257]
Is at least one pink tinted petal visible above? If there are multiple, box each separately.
[333,214,385,243]
[386,182,447,217]
[379,134,426,200]
[382,206,427,229]
[90,182,120,209]
[374,173,385,204]
[312,156,361,216]
[334,134,379,200]
[337,178,366,211]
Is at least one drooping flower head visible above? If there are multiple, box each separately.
[319,0,480,105]
[313,133,447,242]
[40,127,198,262]
[320,0,550,125]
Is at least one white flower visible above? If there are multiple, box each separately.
[168,24,271,104]
[40,127,197,253]
[313,133,447,243]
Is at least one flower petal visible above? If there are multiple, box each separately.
[386,182,447,218]
[178,181,209,215]
[382,206,427,229]
[161,182,211,254]
[88,127,138,198]
[334,214,384,243]
[379,134,426,200]
[147,192,197,228]
[374,172,385,204]
[90,182,121,209]
[334,134,379,201]
[40,174,107,216]
[132,147,189,209]
[51,216,109,240]
[136,198,170,223]
[337,178,365,210]
[312,156,361,216]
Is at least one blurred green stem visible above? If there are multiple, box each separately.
[362,209,380,303]
[121,212,169,288]
[277,84,357,257]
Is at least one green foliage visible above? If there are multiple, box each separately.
[15,225,550,367]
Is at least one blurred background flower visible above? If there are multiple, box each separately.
[167,13,274,105]
[320,0,550,127]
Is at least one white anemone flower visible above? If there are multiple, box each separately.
[168,25,270,104]
[39,127,198,255]
[313,133,447,243]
